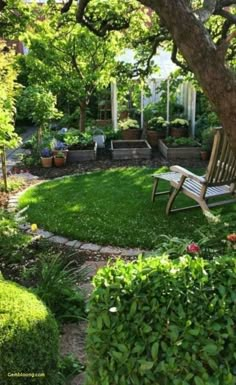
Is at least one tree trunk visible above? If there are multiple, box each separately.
[79,102,87,132]
[140,0,236,155]
[1,147,8,192]
[37,126,42,151]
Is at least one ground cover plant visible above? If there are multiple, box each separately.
[86,255,236,385]
[0,279,59,385]
[18,167,236,249]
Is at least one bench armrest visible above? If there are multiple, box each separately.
[170,165,206,184]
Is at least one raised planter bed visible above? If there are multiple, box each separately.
[67,143,97,163]
[111,140,151,160]
[158,139,201,160]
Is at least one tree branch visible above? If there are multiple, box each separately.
[217,29,236,59]
[194,0,217,22]
[61,0,74,14]
[171,43,189,72]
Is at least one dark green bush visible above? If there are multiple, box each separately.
[0,279,59,384]
[86,256,236,385]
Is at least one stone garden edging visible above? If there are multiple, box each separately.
[7,172,145,257]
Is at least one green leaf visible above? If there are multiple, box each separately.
[102,313,110,328]
[194,376,205,385]
[111,351,123,361]
[140,361,154,371]
[151,342,159,360]
[130,300,137,316]
[97,316,103,330]
[203,344,218,355]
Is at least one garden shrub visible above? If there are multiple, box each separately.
[0,209,32,263]
[86,256,236,385]
[0,279,59,384]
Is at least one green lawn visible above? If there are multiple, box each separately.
[19,167,236,249]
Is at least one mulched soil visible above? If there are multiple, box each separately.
[113,140,149,149]
[26,149,208,179]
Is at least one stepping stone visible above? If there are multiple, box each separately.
[50,235,69,245]
[19,223,30,231]
[100,246,121,255]
[120,248,144,257]
[65,240,78,247]
[80,243,101,252]
[74,241,82,249]
[37,230,54,239]
[82,261,107,277]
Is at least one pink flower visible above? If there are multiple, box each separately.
[227,233,236,243]
[186,243,200,254]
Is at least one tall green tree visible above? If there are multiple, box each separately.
[0,46,21,192]
[22,6,131,131]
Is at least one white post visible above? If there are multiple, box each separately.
[140,85,144,129]
[166,78,170,122]
[111,80,118,131]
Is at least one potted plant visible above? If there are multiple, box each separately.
[200,127,214,160]
[200,144,210,160]
[54,151,66,167]
[40,148,53,168]
[147,116,168,147]
[170,118,189,138]
[119,118,141,140]
[52,140,68,159]
[92,128,105,148]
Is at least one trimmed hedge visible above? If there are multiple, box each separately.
[0,279,59,384]
[86,256,236,385]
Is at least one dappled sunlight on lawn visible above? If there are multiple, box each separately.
[18,167,236,249]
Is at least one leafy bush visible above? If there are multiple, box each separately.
[165,136,200,147]
[170,118,189,128]
[118,118,139,130]
[26,253,87,322]
[0,210,32,263]
[147,116,168,131]
[86,256,236,385]
[0,279,59,384]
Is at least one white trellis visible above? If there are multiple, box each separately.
[112,48,197,136]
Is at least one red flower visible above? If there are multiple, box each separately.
[227,233,236,243]
[186,243,200,254]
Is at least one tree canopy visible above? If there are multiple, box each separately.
[58,0,236,153]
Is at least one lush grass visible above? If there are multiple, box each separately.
[18,167,236,249]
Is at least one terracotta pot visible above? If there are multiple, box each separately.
[41,156,53,168]
[170,127,188,138]
[200,150,209,161]
[121,129,141,140]
[54,156,66,167]
[52,149,68,159]
[147,130,166,147]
